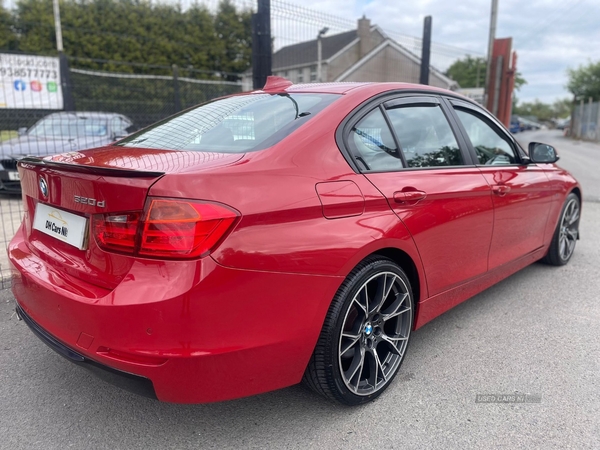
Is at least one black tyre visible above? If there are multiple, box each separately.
[304,256,414,405]
[542,192,580,266]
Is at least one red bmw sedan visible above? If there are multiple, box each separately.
[9,78,581,405]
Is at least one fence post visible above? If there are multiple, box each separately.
[596,101,600,143]
[59,53,75,111]
[172,64,181,113]
[577,99,584,139]
[419,16,432,85]
[252,0,272,89]
[586,97,593,140]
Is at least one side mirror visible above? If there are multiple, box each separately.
[528,142,559,163]
[18,127,27,136]
[112,132,129,142]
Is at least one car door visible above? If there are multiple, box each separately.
[345,95,495,297]
[447,99,555,269]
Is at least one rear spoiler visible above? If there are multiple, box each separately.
[18,156,165,178]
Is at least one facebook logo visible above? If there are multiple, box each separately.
[14,80,26,91]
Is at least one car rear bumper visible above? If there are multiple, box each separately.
[9,227,342,403]
[15,303,158,399]
[0,170,21,193]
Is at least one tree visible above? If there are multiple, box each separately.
[11,0,252,78]
[512,98,572,121]
[0,1,18,50]
[551,98,572,119]
[567,61,600,101]
[445,55,526,91]
[513,99,554,121]
[213,0,252,78]
[445,56,487,89]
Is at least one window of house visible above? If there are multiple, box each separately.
[386,105,463,168]
[454,108,517,165]
[310,65,317,82]
[297,69,304,83]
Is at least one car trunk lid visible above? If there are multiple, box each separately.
[16,148,243,290]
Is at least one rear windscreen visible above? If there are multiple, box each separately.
[117,93,340,153]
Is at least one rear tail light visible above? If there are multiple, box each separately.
[92,199,239,259]
[93,213,141,252]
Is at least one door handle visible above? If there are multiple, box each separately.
[394,190,427,204]
[492,185,511,196]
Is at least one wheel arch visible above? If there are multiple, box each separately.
[570,186,582,204]
[571,187,582,239]
[372,248,421,324]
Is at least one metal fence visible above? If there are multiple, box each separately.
[0,0,481,286]
[571,99,600,142]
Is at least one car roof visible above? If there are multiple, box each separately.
[44,111,126,120]
[252,81,472,102]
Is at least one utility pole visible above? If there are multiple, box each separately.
[52,0,63,52]
[484,0,498,109]
[53,0,74,110]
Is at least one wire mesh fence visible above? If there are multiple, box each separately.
[262,0,466,91]
[0,0,485,286]
[0,57,243,284]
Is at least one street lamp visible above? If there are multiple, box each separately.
[317,27,329,82]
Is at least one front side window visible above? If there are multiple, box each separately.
[117,93,339,153]
[386,105,463,168]
[455,108,517,165]
[349,108,403,172]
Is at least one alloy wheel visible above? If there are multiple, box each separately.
[558,197,579,261]
[338,271,412,396]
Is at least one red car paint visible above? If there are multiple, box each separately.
[9,82,580,403]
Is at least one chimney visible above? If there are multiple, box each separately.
[358,15,371,58]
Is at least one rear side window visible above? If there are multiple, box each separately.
[117,93,340,153]
[386,105,463,168]
[349,108,404,172]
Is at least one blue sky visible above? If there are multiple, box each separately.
[290,0,600,104]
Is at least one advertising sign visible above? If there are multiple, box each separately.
[0,53,64,109]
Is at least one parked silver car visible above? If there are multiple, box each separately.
[0,111,134,193]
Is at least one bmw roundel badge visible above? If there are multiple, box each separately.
[39,177,48,197]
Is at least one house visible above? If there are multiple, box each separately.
[243,16,458,91]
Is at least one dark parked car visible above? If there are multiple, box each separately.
[0,111,134,193]
[509,117,520,133]
[10,78,581,405]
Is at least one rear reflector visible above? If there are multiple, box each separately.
[96,347,168,366]
[92,199,239,259]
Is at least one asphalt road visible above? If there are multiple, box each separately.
[517,129,600,202]
[0,131,598,449]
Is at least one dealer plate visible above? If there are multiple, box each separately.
[8,171,20,181]
[33,203,88,250]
